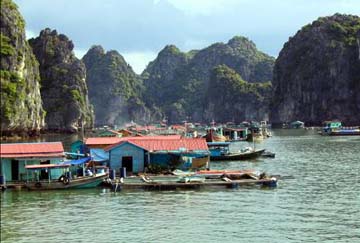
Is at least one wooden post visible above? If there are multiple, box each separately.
[24,160,29,182]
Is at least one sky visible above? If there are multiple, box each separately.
[14,0,360,74]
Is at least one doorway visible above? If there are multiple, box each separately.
[11,160,19,181]
[40,160,50,180]
[122,156,133,172]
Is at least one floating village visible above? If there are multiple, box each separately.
[1,119,359,192]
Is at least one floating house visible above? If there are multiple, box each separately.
[84,135,184,167]
[0,142,65,183]
[104,138,209,175]
[98,129,122,137]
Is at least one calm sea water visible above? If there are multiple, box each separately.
[1,130,359,243]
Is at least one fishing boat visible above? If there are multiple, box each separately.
[321,121,360,136]
[24,157,108,190]
[204,127,227,142]
[207,142,265,161]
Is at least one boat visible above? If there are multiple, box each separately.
[204,127,227,142]
[207,142,265,161]
[24,157,108,190]
[321,121,360,136]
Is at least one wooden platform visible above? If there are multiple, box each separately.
[105,177,277,191]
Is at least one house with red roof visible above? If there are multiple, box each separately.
[104,138,209,175]
[0,142,65,182]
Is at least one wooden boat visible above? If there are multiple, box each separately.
[210,149,265,161]
[207,142,265,161]
[204,128,227,142]
[24,162,108,190]
[191,156,209,169]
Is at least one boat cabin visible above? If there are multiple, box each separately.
[207,142,231,157]
[323,121,342,129]
[223,127,248,141]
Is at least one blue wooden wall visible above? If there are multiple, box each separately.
[109,143,145,173]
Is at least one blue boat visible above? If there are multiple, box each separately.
[322,121,360,136]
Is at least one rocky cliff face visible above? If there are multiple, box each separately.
[29,28,93,132]
[205,65,271,123]
[142,36,275,123]
[0,0,45,135]
[271,14,360,125]
[142,45,189,109]
[83,46,156,126]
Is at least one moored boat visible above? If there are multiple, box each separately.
[207,142,265,161]
[210,149,265,161]
[321,121,360,136]
[24,158,108,190]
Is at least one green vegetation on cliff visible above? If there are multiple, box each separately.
[83,46,153,126]
[142,36,274,123]
[29,28,93,132]
[272,14,360,125]
[205,65,272,122]
[0,0,45,134]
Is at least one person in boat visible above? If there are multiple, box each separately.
[85,169,93,176]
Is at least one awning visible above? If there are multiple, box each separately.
[25,164,70,170]
[62,157,91,166]
[90,149,109,162]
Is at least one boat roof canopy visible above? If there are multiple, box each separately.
[25,164,70,170]
[62,157,91,166]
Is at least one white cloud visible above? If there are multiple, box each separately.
[167,0,241,15]
[122,51,158,74]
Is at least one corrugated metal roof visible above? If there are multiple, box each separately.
[85,137,122,145]
[0,142,65,158]
[85,135,182,145]
[105,138,208,152]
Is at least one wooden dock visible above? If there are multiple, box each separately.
[105,176,277,191]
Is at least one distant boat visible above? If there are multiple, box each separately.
[321,121,360,136]
[207,142,265,161]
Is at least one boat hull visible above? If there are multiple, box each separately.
[210,149,265,161]
[328,131,360,136]
[25,174,108,190]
